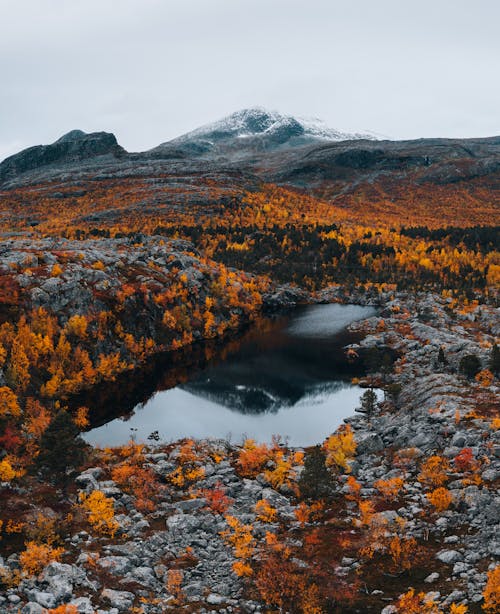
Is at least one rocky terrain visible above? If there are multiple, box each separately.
[0,291,498,613]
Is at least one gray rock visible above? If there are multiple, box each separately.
[70,597,95,613]
[101,589,135,611]
[177,498,206,512]
[424,572,440,583]
[356,432,384,455]
[481,469,498,482]
[33,591,56,609]
[436,550,463,564]
[98,556,132,575]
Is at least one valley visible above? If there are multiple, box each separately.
[0,109,498,613]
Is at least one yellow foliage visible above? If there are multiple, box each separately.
[79,490,118,537]
[0,456,24,481]
[264,450,295,489]
[19,541,64,576]
[222,514,255,560]
[0,386,21,418]
[395,587,440,613]
[65,314,88,338]
[323,425,356,471]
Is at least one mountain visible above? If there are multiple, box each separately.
[0,129,125,184]
[150,107,377,159]
[0,109,498,229]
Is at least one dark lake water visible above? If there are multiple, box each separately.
[85,304,376,447]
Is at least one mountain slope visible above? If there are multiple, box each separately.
[0,109,498,230]
[0,130,126,184]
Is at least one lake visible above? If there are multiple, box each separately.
[85,303,376,447]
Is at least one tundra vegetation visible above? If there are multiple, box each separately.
[0,174,498,612]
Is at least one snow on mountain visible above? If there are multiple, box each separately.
[167,107,377,147]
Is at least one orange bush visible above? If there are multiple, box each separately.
[237,439,271,477]
[255,499,278,523]
[483,565,500,614]
[418,455,450,488]
[221,515,255,560]
[394,588,439,613]
[201,481,233,514]
[426,487,453,512]
[388,536,418,572]
[19,541,64,576]
[374,476,404,498]
[78,490,118,537]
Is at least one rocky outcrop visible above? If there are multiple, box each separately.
[0,130,126,184]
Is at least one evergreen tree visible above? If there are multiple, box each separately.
[437,347,447,365]
[489,344,500,376]
[35,410,88,485]
[459,354,481,379]
[298,445,334,501]
[359,388,377,416]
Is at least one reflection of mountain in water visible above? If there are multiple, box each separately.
[182,378,347,414]
[181,333,355,414]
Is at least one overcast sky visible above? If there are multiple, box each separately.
[1,0,499,161]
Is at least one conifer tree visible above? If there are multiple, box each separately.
[299,445,334,501]
[35,410,87,486]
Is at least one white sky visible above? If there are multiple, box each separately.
[1,0,499,161]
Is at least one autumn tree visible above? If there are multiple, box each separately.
[483,565,500,614]
[323,425,356,472]
[79,490,118,537]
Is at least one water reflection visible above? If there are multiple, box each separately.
[85,304,376,447]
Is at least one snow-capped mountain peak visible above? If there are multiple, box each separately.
[167,107,377,147]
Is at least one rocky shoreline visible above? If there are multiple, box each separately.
[0,291,498,613]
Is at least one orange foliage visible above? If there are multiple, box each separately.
[374,476,404,498]
[426,487,453,512]
[388,536,418,572]
[19,541,64,576]
[237,439,271,477]
[200,481,233,514]
[255,499,278,523]
[166,569,185,605]
[482,565,500,614]
[221,515,255,560]
[418,455,450,488]
[0,386,21,418]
